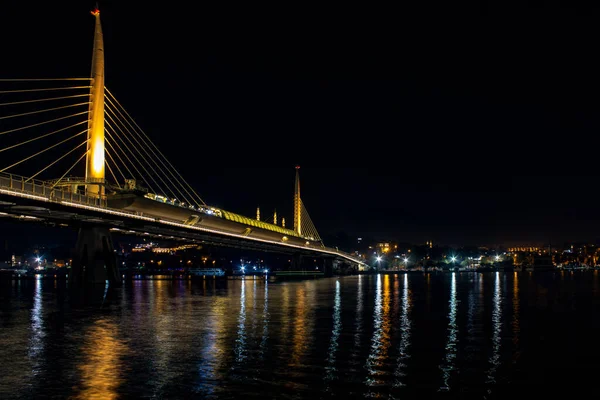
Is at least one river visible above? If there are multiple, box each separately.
[1,271,599,399]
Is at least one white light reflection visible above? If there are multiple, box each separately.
[393,273,412,387]
[350,275,364,367]
[324,280,342,385]
[466,275,475,343]
[439,272,458,391]
[234,278,247,363]
[365,274,392,388]
[28,276,45,368]
[486,271,502,384]
[365,274,382,384]
[196,296,227,396]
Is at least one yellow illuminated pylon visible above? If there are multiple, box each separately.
[293,165,301,236]
[85,7,105,197]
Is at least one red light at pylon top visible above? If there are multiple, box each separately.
[91,8,100,16]
[295,165,300,169]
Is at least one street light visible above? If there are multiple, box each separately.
[404,257,409,270]
[451,256,457,270]
[376,256,382,271]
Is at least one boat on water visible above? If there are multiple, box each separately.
[188,268,225,277]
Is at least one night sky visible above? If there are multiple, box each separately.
[1,2,600,247]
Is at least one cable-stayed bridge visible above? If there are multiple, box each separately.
[0,8,368,286]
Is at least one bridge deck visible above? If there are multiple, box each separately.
[0,172,368,268]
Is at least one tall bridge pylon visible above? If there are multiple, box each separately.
[85,7,105,197]
[294,165,302,236]
[292,166,323,246]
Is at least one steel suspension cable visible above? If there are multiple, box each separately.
[105,126,157,194]
[0,78,91,82]
[105,162,121,189]
[0,120,88,154]
[105,87,206,206]
[51,152,88,189]
[104,95,198,206]
[105,147,126,183]
[0,102,90,121]
[302,211,320,240]
[104,149,123,189]
[0,110,88,136]
[25,140,88,182]
[105,115,171,198]
[0,93,89,107]
[0,86,91,94]
[104,101,194,206]
[105,104,181,202]
[0,130,85,173]
[300,199,323,242]
[104,133,137,182]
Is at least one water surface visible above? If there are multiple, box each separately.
[1,271,599,399]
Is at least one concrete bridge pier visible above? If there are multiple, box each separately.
[291,253,304,270]
[323,257,334,277]
[69,224,121,288]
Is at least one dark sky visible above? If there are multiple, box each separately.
[1,1,600,247]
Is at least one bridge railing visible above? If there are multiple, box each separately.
[0,172,107,208]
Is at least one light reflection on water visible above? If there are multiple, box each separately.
[512,272,520,362]
[234,277,247,363]
[351,274,364,364]
[365,274,392,390]
[2,272,599,399]
[260,278,269,357]
[393,273,411,388]
[195,293,227,397]
[28,277,44,369]
[72,319,128,400]
[324,280,341,386]
[439,272,458,391]
[291,285,308,367]
[486,271,502,384]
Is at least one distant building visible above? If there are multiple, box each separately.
[376,242,395,254]
[508,246,540,252]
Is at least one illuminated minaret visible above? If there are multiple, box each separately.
[293,165,301,235]
[256,207,260,221]
[282,217,286,228]
[85,7,105,197]
[273,209,277,225]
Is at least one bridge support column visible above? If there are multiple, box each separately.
[291,253,305,270]
[323,257,334,277]
[69,225,121,287]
